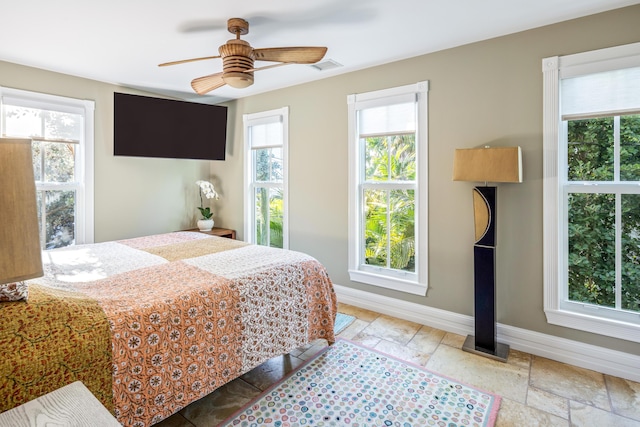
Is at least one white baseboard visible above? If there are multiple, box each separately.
[334,283,640,382]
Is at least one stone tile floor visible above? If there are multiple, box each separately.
[155,303,640,426]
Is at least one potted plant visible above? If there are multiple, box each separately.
[196,180,219,231]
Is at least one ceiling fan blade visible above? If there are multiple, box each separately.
[191,72,226,95]
[247,63,291,73]
[254,47,327,64]
[158,55,221,67]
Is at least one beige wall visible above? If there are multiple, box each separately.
[0,62,216,241]
[216,5,640,355]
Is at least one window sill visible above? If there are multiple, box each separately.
[545,308,640,343]
[348,269,427,296]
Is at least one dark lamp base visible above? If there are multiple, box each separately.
[462,335,509,363]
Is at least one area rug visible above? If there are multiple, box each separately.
[221,339,501,426]
[334,312,356,334]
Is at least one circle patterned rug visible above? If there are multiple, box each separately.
[221,339,501,426]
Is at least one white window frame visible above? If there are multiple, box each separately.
[243,107,289,249]
[542,42,640,343]
[0,87,94,246]
[347,81,429,296]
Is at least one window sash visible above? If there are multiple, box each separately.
[32,140,80,185]
[543,42,640,343]
[252,146,283,183]
[0,86,94,247]
[561,188,640,319]
[3,102,83,247]
[252,184,284,248]
[243,107,289,249]
[560,112,640,323]
[347,81,428,296]
[360,185,417,276]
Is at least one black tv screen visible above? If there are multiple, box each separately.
[114,92,227,160]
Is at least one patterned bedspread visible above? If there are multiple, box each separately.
[0,232,337,426]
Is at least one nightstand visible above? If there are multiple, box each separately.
[0,381,120,426]
[185,226,236,239]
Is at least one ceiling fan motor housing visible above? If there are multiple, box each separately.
[220,39,255,88]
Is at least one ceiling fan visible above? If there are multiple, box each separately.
[159,18,327,95]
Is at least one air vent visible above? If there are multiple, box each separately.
[309,59,343,71]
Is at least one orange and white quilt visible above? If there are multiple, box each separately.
[33,232,337,426]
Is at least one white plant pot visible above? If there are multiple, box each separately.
[197,219,214,231]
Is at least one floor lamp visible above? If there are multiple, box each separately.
[453,146,522,362]
[0,138,43,302]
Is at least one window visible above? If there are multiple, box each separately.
[0,87,94,248]
[543,42,640,342]
[243,107,288,249]
[347,82,429,295]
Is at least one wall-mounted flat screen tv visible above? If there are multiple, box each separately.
[114,92,227,160]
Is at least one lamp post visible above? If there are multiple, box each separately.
[453,146,522,362]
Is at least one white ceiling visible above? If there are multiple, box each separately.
[1,0,637,104]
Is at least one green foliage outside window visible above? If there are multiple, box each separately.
[567,115,640,313]
[37,189,75,249]
[363,134,416,271]
[255,187,283,249]
[254,148,283,248]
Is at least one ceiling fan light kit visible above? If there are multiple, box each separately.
[160,17,327,95]
[223,71,254,88]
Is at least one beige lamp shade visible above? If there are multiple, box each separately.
[0,138,43,284]
[453,146,523,183]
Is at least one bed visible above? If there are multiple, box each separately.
[0,231,337,426]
